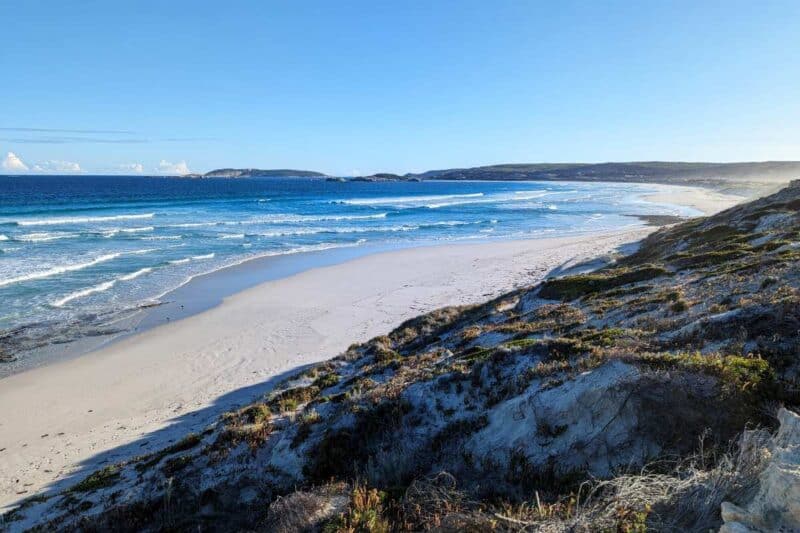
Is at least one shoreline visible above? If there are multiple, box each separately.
[0,185,743,510]
[1,183,739,378]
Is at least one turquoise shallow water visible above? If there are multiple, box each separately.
[0,175,697,363]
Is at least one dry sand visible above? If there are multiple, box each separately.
[0,186,743,510]
[643,185,744,215]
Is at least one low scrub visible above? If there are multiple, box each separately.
[539,265,670,300]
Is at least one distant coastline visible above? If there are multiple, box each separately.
[7,160,796,196]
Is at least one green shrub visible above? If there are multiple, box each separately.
[323,486,390,533]
[312,373,340,390]
[135,433,203,472]
[631,352,773,394]
[269,385,320,413]
[538,266,669,301]
[761,277,778,289]
[573,327,628,347]
[670,299,689,313]
[70,465,120,493]
[672,248,752,269]
[239,404,271,424]
[161,455,192,477]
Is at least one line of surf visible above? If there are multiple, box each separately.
[9,213,156,227]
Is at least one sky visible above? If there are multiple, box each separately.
[1,0,799,175]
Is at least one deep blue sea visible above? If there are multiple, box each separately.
[0,175,698,359]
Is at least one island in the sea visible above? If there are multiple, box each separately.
[201,168,328,178]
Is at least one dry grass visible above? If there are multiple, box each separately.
[566,428,772,531]
[265,484,348,533]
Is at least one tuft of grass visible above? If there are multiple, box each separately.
[161,455,192,477]
[136,433,203,472]
[323,485,390,533]
[572,327,629,348]
[313,373,340,390]
[305,399,412,483]
[239,403,271,424]
[70,465,121,493]
[291,409,323,448]
[269,385,320,413]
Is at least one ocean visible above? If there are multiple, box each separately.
[0,175,698,371]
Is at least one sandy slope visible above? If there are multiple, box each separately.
[0,188,742,510]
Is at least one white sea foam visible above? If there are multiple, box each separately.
[257,228,328,237]
[0,235,8,241]
[513,191,550,200]
[118,267,153,281]
[253,213,388,224]
[0,253,122,288]
[218,233,245,239]
[14,213,155,226]
[167,222,217,228]
[167,252,214,266]
[254,240,367,259]
[52,280,117,307]
[18,232,79,242]
[426,191,552,209]
[142,235,182,240]
[256,220,484,238]
[120,226,154,233]
[103,226,154,238]
[337,193,483,206]
[165,213,388,228]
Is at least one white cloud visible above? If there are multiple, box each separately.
[2,151,30,172]
[118,162,144,173]
[157,159,192,175]
[32,160,82,173]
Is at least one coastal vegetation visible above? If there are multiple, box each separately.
[5,181,800,531]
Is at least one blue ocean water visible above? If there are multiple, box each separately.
[0,176,697,355]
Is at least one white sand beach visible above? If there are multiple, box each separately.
[0,187,743,509]
[642,186,747,215]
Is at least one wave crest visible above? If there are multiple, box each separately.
[13,213,155,227]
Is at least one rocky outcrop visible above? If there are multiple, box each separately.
[720,408,800,533]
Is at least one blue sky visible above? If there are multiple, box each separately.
[1,0,798,175]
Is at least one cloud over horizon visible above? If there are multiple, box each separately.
[117,162,144,173]
[157,159,192,175]
[32,160,83,173]
[2,151,30,172]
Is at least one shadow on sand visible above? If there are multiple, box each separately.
[5,236,641,521]
[10,362,314,512]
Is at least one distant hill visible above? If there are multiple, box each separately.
[202,168,327,178]
[191,163,800,192]
[350,173,421,182]
[408,161,800,194]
